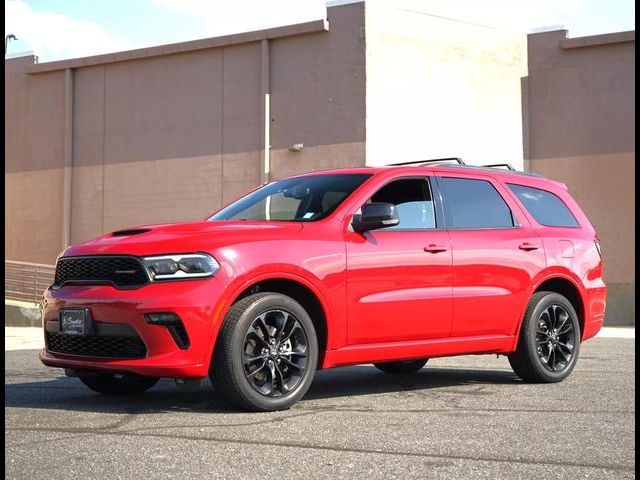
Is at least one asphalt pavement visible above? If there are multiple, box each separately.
[4,332,635,479]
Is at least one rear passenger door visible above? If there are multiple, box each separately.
[435,173,546,337]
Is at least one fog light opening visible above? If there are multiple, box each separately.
[145,312,190,350]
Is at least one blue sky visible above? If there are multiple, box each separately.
[5,0,636,62]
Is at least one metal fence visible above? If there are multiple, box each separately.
[5,260,55,304]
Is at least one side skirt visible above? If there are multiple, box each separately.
[322,335,516,369]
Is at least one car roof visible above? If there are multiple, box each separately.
[289,164,568,191]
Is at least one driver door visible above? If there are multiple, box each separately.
[345,176,453,345]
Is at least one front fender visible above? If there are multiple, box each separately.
[203,264,341,372]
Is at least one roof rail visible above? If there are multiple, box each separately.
[383,159,546,179]
[482,163,516,171]
[387,157,465,167]
[437,164,546,178]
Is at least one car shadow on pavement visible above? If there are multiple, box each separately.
[5,364,520,415]
[307,365,519,401]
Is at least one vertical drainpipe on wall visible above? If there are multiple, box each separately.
[61,68,74,251]
[521,76,531,172]
[260,39,272,219]
[260,38,271,186]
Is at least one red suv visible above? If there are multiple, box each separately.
[40,160,607,411]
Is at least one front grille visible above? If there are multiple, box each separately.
[46,332,147,359]
[54,256,149,288]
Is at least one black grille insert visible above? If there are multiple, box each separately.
[46,332,147,359]
[54,256,149,288]
[167,322,190,350]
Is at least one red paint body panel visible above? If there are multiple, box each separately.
[345,229,453,344]
[40,165,606,378]
[448,227,547,337]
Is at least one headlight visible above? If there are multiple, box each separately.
[143,253,220,281]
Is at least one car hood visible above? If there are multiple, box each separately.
[61,221,304,257]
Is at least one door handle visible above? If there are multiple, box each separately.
[518,242,539,251]
[424,244,448,253]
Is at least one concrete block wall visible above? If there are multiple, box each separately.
[524,30,635,325]
[4,3,366,266]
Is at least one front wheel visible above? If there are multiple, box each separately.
[508,291,581,383]
[374,358,428,374]
[210,292,318,412]
[79,373,159,395]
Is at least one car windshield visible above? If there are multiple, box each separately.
[209,174,371,222]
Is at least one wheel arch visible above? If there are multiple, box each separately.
[213,273,330,370]
[529,273,587,339]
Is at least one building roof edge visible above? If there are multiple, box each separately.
[26,19,329,74]
[560,30,635,49]
[326,0,364,7]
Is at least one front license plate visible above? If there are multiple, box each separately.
[60,308,91,335]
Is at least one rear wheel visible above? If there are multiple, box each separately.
[210,292,318,412]
[79,373,159,395]
[374,358,428,374]
[509,291,581,383]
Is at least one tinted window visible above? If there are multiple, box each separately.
[439,177,515,229]
[210,174,371,222]
[368,178,436,229]
[507,183,579,227]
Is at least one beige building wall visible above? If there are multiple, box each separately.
[365,1,527,167]
[5,56,66,264]
[524,30,635,325]
[4,2,366,265]
[271,1,366,178]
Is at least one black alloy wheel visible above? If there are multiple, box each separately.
[509,291,581,383]
[211,292,318,411]
[242,309,309,397]
[534,304,577,372]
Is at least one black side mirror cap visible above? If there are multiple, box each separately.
[352,202,400,233]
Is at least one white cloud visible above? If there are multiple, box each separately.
[150,0,326,36]
[5,0,135,62]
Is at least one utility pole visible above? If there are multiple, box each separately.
[5,34,17,54]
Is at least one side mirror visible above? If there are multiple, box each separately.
[352,202,400,233]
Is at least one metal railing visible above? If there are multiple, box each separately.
[5,260,55,304]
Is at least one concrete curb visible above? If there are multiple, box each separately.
[5,326,44,351]
[597,327,635,339]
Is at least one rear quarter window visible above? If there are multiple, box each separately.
[507,183,579,227]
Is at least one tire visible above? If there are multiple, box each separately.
[79,373,159,395]
[374,358,428,374]
[508,291,581,383]
[210,292,318,412]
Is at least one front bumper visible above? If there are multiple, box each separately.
[40,279,227,378]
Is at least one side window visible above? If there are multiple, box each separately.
[439,177,515,229]
[368,178,437,230]
[507,183,579,227]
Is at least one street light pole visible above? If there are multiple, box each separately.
[5,34,17,54]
